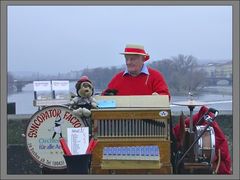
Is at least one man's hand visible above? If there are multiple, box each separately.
[103,89,118,96]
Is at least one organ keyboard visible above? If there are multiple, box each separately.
[90,95,173,174]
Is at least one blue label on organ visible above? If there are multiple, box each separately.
[140,146,145,156]
[117,147,121,155]
[145,146,149,156]
[122,147,127,156]
[136,146,140,156]
[130,147,135,156]
[127,147,131,155]
[154,146,159,156]
[103,147,108,155]
[150,146,155,156]
[108,147,113,155]
[104,146,159,158]
[112,147,117,155]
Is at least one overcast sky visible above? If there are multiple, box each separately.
[7,6,232,75]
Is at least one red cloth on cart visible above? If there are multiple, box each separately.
[172,106,231,174]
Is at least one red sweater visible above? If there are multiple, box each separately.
[102,67,170,98]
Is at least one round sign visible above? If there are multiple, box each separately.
[25,105,85,169]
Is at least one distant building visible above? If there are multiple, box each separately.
[215,61,232,78]
[196,60,232,78]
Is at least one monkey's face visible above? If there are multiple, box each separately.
[78,82,93,97]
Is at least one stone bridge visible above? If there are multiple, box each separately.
[206,76,232,86]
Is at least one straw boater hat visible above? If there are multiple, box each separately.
[120,44,150,61]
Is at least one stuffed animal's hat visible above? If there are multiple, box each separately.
[77,76,92,84]
[120,44,150,61]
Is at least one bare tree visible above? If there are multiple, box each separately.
[150,54,207,95]
[169,54,207,94]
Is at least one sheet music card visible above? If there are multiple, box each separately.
[67,127,89,155]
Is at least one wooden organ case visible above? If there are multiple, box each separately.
[90,95,173,174]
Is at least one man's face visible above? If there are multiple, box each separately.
[125,54,145,76]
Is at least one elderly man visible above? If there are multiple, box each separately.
[102,44,170,98]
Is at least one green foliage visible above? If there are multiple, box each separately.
[7,119,29,144]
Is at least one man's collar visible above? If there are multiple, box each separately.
[123,63,149,76]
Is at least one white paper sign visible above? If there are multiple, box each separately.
[52,81,69,91]
[67,127,89,155]
[33,81,52,91]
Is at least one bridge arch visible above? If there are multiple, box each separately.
[206,77,232,86]
[13,80,32,92]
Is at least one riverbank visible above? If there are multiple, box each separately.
[7,114,233,174]
[201,85,232,95]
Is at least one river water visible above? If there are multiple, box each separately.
[7,82,232,115]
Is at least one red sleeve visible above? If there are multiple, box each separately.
[211,121,231,174]
[151,69,171,99]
